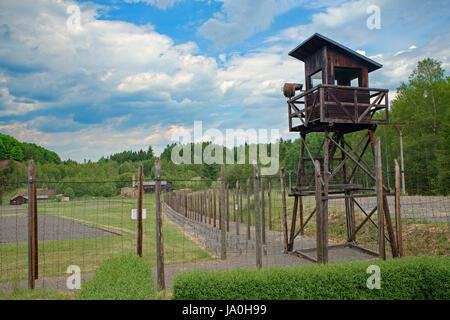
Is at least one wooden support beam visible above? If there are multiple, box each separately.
[375,138,386,260]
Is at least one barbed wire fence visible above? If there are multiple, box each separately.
[0,160,448,292]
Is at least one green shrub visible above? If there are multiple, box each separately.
[172,256,450,300]
[80,254,155,300]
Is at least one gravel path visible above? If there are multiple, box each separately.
[299,196,449,223]
[158,203,375,288]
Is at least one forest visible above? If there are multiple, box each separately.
[0,58,448,197]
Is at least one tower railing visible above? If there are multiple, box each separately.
[288,84,389,131]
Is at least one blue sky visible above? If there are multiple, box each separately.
[0,0,449,162]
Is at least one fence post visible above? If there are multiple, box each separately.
[239,182,243,224]
[213,189,216,228]
[155,160,165,289]
[268,179,272,231]
[247,177,251,240]
[208,191,211,225]
[395,160,403,257]
[137,164,143,257]
[226,186,230,232]
[261,176,265,244]
[375,138,386,260]
[184,193,188,217]
[280,167,288,253]
[314,160,325,263]
[27,160,36,289]
[253,163,262,268]
[220,164,226,260]
[32,161,38,279]
[235,180,239,235]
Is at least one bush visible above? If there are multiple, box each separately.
[172,256,450,300]
[80,254,155,300]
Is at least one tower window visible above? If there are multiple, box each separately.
[334,67,361,87]
[309,70,323,88]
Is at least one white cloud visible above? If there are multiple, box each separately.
[123,0,181,10]
[198,0,306,48]
[0,0,448,162]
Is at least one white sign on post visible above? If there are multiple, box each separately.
[131,208,146,220]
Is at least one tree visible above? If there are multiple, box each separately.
[10,146,24,161]
[0,140,7,160]
[390,58,449,195]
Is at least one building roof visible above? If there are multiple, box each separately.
[134,181,171,187]
[10,194,28,200]
[288,33,382,72]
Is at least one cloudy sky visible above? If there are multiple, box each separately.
[0,0,449,162]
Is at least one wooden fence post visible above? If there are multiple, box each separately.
[280,167,288,253]
[155,160,165,289]
[395,160,403,257]
[208,191,212,225]
[220,165,226,260]
[213,189,217,228]
[184,193,188,217]
[235,180,239,235]
[226,186,230,232]
[137,164,143,257]
[253,163,262,268]
[314,160,325,263]
[27,160,36,289]
[268,179,272,231]
[247,178,251,240]
[261,176,266,244]
[375,139,386,260]
[33,162,38,279]
[239,182,243,223]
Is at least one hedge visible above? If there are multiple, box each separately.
[172,256,449,300]
[80,254,155,300]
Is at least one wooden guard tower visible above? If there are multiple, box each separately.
[283,33,399,263]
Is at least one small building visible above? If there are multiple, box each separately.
[37,189,56,197]
[56,194,70,201]
[37,195,49,203]
[133,181,174,193]
[10,194,28,205]
[120,187,138,197]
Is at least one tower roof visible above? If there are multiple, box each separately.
[288,33,382,72]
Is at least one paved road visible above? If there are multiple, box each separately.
[0,215,119,244]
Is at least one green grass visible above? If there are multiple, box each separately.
[0,287,78,300]
[80,254,155,300]
[173,256,450,300]
[0,195,211,284]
